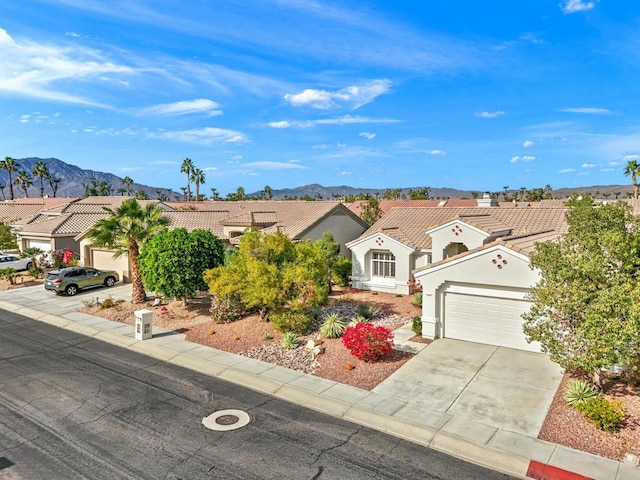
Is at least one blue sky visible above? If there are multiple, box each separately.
[2,0,639,196]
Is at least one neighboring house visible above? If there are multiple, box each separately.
[73,199,368,282]
[347,199,569,352]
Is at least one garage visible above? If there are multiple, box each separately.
[91,249,129,282]
[26,239,52,252]
[443,291,540,352]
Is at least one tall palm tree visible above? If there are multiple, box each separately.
[624,160,640,199]
[46,173,62,197]
[0,183,5,200]
[190,168,205,201]
[180,158,194,201]
[0,157,20,200]
[86,199,169,303]
[32,161,50,198]
[123,176,134,196]
[14,170,33,198]
[263,185,273,200]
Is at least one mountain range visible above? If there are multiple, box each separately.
[0,157,634,201]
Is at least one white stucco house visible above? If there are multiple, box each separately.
[347,198,568,352]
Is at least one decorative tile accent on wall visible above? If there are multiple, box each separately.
[491,253,508,269]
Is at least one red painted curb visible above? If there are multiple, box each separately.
[527,460,594,480]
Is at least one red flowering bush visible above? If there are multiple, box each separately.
[342,323,394,362]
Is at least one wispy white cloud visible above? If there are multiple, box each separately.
[510,155,536,163]
[523,140,534,148]
[19,114,30,123]
[474,110,505,119]
[582,163,597,168]
[268,120,291,129]
[149,127,249,145]
[284,79,391,110]
[139,98,222,116]
[341,171,352,175]
[427,149,446,155]
[0,27,134,107]
[359,132,376,140]
[243,161,308,170]
[268,114,400,128]
[149,160,177,165]
[559,168,576,173]
[560,0,595,14]
[560,107,610,114]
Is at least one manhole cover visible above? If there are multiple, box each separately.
[216,415,239,425]
[202,409,251,431]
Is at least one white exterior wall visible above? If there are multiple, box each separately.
[349,234,416,294]
[415,245,540,339]
[429,221,489,262]
[302,210,367,256]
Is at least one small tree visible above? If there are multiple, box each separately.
[205,230,328,320]
[139,228,224,303]
[360,197,381,225]
[0,224,18,251]
[314,231,341,293]
[523,198,640,387]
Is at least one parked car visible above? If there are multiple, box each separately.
[44,267,119,296]
[0,254,33,271]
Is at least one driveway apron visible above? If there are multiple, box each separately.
[372,338,564,437]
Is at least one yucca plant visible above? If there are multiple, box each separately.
[280,332,299,349]
[320,313,347,338]
[356,302,381,319]
[564,379,598,407]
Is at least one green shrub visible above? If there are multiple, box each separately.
[411,292,423,307]
[332,256,352,287]
[280,332,299,349]
[576,396,626,431]
[28,266,44,280]
[564,379,598,407]
[270,311,313,334]
[320,312,347,338]
[412,316,422,335]
[210,296,245,324]
[356,302,381,319]
[0,267,19,285]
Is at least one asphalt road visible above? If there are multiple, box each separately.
[0,310,516,480]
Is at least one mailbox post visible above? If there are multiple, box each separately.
[134,309,153,340]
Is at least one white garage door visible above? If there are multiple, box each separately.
[27,240,52,252]
[444,292,540,352]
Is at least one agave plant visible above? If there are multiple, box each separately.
[356,302,381,319]
[280,332,299,349]
[564,379,598,407]
[348,315,368,327]
[320,312,347,338]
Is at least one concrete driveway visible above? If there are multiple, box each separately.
[372,338,563,437]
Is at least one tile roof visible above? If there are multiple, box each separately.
[355,206,569,250]
[346,199,477,216]
[17,213,108,236]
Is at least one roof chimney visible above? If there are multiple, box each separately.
[477,192,499,208]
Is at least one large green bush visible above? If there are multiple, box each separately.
[332,256,352,287]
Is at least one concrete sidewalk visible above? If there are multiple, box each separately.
[2,285,638,480]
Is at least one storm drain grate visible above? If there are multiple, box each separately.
[202,409,250,431]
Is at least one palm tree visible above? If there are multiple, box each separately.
[180,158,194,201]
[210,187,221,200]
[0,183,5,200]
[0,157,20,200]
[263,185,273,200]
[32,161,50,198]
[14,170,33,197]
[190,168,205,201]
[624,160,640,199]
[86,199,169,303]
[46,174,62,197]
[123,176,134,196]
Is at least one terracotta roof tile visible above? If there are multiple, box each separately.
[357,206,569,250]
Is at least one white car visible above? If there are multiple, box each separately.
[0,254,33,271]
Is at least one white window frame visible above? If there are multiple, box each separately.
[371,251,396,278]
